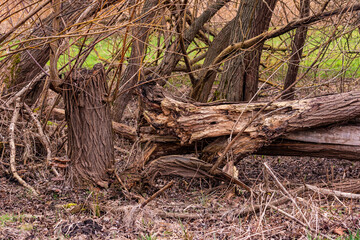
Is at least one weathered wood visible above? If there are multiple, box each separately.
[52,108,137,141]
[258,139,360,161]
[139,83,360,164]
[142,155,251,191]
[63,64,114,188]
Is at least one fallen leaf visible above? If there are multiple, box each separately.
[333,227,345,235]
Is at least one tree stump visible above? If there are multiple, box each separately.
[63,64,114,188]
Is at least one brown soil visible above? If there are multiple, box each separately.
[1,149,360,239]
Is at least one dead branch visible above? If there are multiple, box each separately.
[24,103,59,176]
[141,180,174,207]
[5,70,47,107]
[142,155,251,192]
[305,184,360,199]
[140,83,360,165]
[9,99,39,196]
[208,3,360,75]
[264,162,309,226]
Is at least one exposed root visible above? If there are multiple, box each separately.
[143,155,251,192]
[9,99,39,196]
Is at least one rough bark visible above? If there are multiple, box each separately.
[51,107,137,141]
[113,0,160,121]
[0,0,120,104]
[200,4,360,97]
[216,0,277,102]
[258,139,360,161]
[190,19,234,102]
[139,83,360,165]
[63,64,114,188]
[282,0,310,100]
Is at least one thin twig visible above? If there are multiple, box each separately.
[0,0,51,45]
[141,180,174,207]
[263,162,310,226]
[24,104,59,176]
[269,204,333,240]
[9,99,39,196]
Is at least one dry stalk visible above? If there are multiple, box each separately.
[24,103,59,176]
[269,204,333,240]
[263,162,310,227]
[9,99,39,196]
[141,180,174,208]
[305,184,360,199]
[233,186,306,219]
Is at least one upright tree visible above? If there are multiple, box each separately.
[282,0,310,100]
[216,0,278,102]
[113,0,161,121]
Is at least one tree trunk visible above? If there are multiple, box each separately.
[258,139,360,161]
[282,0,310,100]
[154,0,230,82]
[0,0,119,105]
[113,0,160,122]
[138,83,360,167]
[190,19,234,102]
[217,0,277,102]
[63,64,114,188]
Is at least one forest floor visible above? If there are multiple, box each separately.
[1,80,360,240]
[1,149,360,239]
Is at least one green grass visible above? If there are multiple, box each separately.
[54,33,208,71]
[307,230,360,240]
[0,213,36,226]
[263,26,360,82]
[2,26,359,86]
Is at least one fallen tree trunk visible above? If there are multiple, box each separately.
[138,83,360,165]
[257,125,360,161]
[258,139,360,161]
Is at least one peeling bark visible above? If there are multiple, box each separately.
[139,83,360,164]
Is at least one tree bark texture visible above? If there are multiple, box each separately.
[113,0,160,121]
[190,19,234,102]
[63,64,114,188]
[217,0,278,102]
[0,0,119,104]
[282,0,310,100]
[139,83,360,165]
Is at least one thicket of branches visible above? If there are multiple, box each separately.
[0,0,360,191]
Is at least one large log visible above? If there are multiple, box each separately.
[139,83,360,164]
[257,125,360,161]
